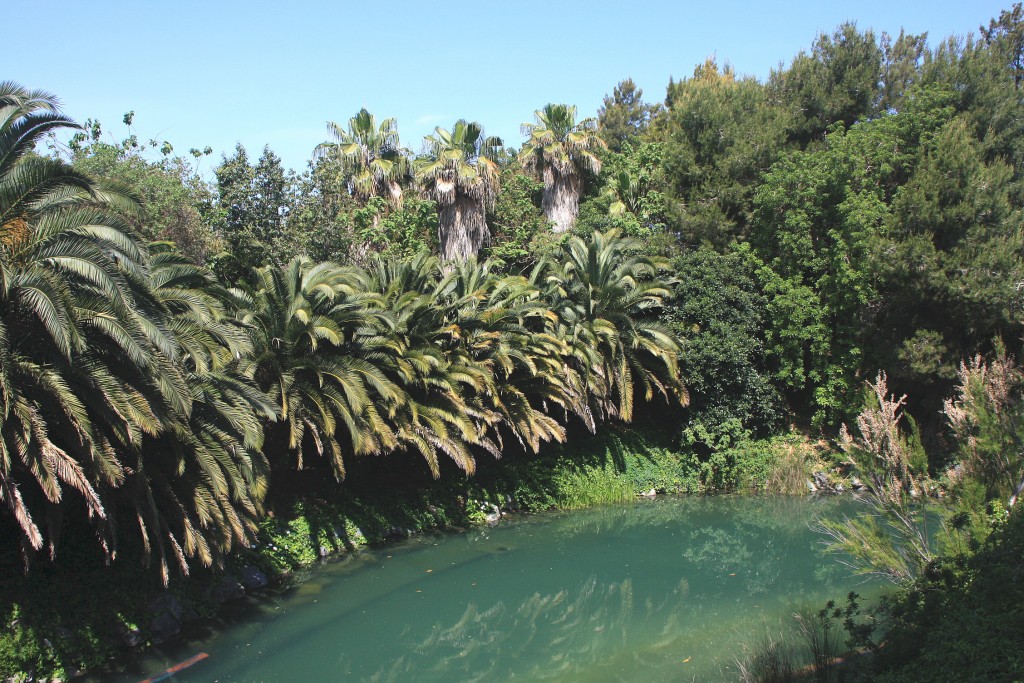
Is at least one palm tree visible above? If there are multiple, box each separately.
[536,229,687,421]
[519,104,607,233]
[605,170,644,217]
[236,257,400,481]
[0,81,163,560]
[366,253,589,467]
[445,260,585,452]
[128,243,278,582]
[314,108,409,209]
[0,84,280,581]
[415,120,503,261]
[365,253,496,476]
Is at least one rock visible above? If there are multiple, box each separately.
[210,576,245,603]
[813,472,830,491]
[640,488,657,498]
[240,565,269,590]
[851,477,865,491]
[149,611,181,643]
[120,627,144,648]
[150,593,184,620]
[834,484,845,493]
[148,592,183,642]
[807,479,817,493]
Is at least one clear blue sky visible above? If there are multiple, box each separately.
[10,0,1012,173]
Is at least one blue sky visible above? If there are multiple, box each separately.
[11,0,1012,173]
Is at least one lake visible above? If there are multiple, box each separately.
[109,495,879,682]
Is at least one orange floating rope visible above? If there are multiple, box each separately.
[138,652,209,683]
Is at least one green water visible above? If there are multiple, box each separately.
[111,496,880,682]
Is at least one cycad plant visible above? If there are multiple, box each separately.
[365,253,497,476]
[236,257,401,481]
[439,258,584,452]
[537,229,686,421]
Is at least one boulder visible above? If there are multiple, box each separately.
[149,611,181,643]
[240,566,269,590]
[149,593,183,619]
[210,576,245,603]
[148,593,184,642]
[120,626,144,648]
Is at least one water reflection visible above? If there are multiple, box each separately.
[353,575,695,682]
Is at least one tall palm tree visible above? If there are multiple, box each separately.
[314,108,409,209]
[0,81,163,560]
[415,120,503,261]
[519,104,607,233]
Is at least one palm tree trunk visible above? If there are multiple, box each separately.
[543,167,582,233]
[439,194,488,261]
[387,181,404,209]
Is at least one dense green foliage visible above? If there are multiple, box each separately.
[873,508,1024,682]
[5,4,1024,679]
[63,113,218,263]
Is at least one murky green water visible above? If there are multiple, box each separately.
[110,496,880,682]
